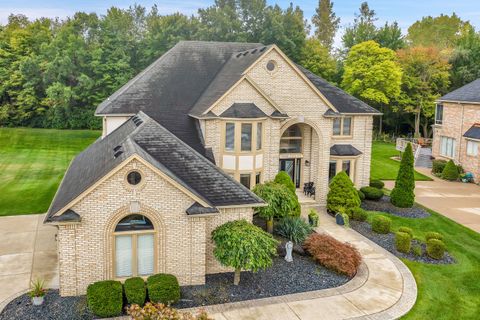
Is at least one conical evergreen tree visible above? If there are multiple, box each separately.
[327,171,360,213]
[390,143,415,208]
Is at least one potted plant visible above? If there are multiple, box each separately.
[30,279,46,306]
[308,209,319,227]
[335,208,350,228]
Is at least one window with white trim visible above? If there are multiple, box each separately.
[114,214,155,278]
[440,136,456,158]
[333,117,352,136]
[435,104,443,125]
[467,140,479,156]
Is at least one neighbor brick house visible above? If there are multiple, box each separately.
[432,79,480,182]
[44,41,379,296]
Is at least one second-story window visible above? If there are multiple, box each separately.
[241,123,252,151]
[435,104,443,125]
[225,123,235,151]
[333,117,352,136]
[257,123,262,150]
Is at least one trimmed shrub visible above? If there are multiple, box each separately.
[87,280,123,318]
[274,171,301,216]
[124,277,146,307]
[395,231,412,253]
[426,239,446,259]
[398,226,413,238]
[442,160,459,181]
[308,209,319,227]
[357,189,365,201]
[413,244,422,256]
[303,233,362,277]
[432,159,447,174]
[390,143,415,208]
[327,171,361,213]
[371,215,391,234]
[360,186,384,200]
[425,232,444,242]
[147,274,180,305]
[275,216,313,244]
[369,179,385,189]
[127,302,210,320]
[351,207,368,222]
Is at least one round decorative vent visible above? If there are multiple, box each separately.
[266,60,277,72]
[127,171,142,185]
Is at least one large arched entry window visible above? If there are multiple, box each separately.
[114,214,155,278]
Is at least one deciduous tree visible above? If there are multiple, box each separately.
[312,0,340,51]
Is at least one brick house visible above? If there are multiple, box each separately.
[432,79,480,182]
[44,41,379,296]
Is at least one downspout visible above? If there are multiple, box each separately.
[458,102,465,163]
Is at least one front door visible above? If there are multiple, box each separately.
[279,159,301,188]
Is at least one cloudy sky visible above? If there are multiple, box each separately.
[1,0,479,47]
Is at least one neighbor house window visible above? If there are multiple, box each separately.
[241,123,252,151]
[435,104,444,125]
[225,123,235,151]
[240,174,251,189]
[256,123,262,150]
[333,117,352,136]
[467,140,479,156]
[114,214,155,278]
[440,136,456,158]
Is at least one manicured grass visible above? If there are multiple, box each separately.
[364,208,480,319]
[0,128,100,215]
[371,141,432,181]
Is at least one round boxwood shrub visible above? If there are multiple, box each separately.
[398,226,413,238]
[124,277,146,306]
[352,208,368,221]
[360,186,384,200]
[87,280,123,318]
[371,215,391,234]
[147,274,180,305]
[357,189,365,201]
[432,159,447,174]
[426,239,446,259]
[327,171,361,213]
[369,179,385,189]
[442,160,459,181]
[425,231,444,242]
[395,231,412,253]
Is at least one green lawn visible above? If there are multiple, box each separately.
[364,209,480,319]
[0,128,100,215]
[371,141,432,181]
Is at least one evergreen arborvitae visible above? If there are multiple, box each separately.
[327,171,361,213]
[390,143,415,208]
[441,160,459,181]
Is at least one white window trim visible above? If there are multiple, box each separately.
[466,139,479,157]
[332,117,353,138]
[440,136,456,159]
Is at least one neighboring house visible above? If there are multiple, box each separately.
[432,79,480,182]
[44,41,379,296]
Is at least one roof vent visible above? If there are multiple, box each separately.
[243,51,249,56]
[134,119,143,127]
[113,150,123,158]
[251,49,257,54]
[236,53,242,58]
[260,46,267,52]
[113,145,122,152]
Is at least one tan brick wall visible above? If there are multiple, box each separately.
[432,102,480,182]
[56,158,254,296]
[203,48,374,205]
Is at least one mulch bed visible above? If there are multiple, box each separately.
[0,290,94,320]
[361,195,430,218]
[174,253,349,309]
[350,220,455,265]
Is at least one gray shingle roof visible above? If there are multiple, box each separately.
[220,103,267,118]
[463,124,480,140]
[439,79,480,103]
[45,112,263,222]
[330,144,363,156]
[297,65,381,114]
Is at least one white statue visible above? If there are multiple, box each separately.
[285,241,293,262]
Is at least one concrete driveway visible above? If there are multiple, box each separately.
[384,168,480,233]
[0,214,58,309]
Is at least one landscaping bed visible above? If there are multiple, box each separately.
[0,290,94,320]
[350,220,455,264]
[174,253,350,309]
[361,195,430,218]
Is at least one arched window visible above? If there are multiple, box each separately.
[114,214,155,278]
[280,124,302,153]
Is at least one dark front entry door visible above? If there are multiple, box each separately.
[279,159,301,188]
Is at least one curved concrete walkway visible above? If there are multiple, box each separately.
[193,210,417,320]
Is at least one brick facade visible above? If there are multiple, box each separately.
[56,158,253,296]
[432,102,480,182]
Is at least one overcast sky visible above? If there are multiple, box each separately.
[1,0,479,48]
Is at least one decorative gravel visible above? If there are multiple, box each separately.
[0,290,94,320]
[361,195,430,218]
[350,220,455,264]
[174,253,349,309]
